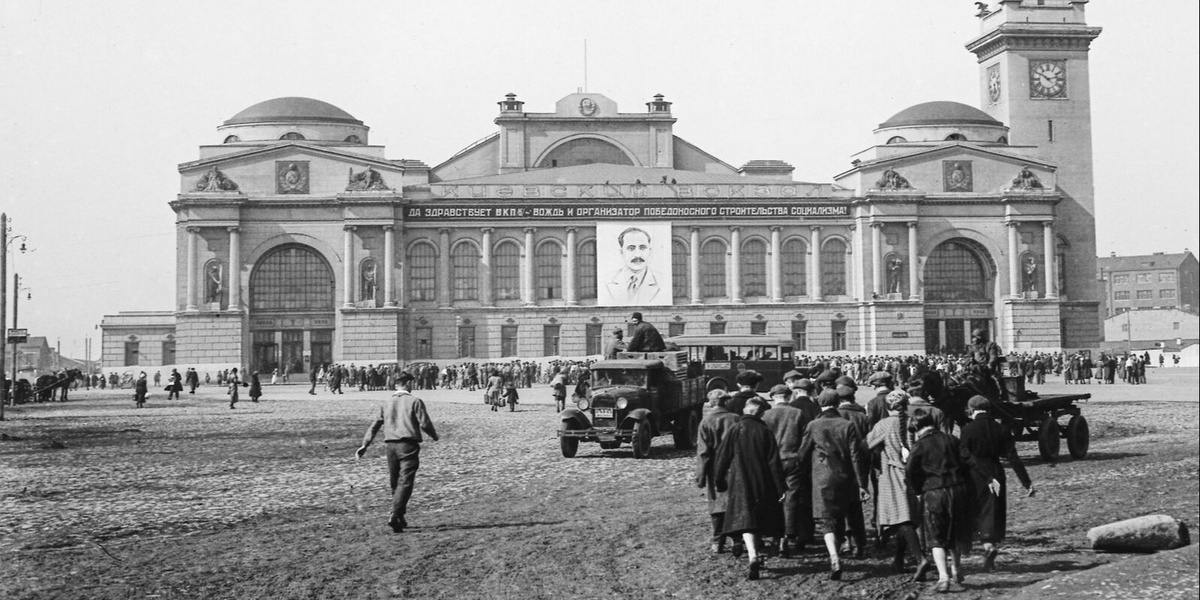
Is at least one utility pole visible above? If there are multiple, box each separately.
[1,212,6,419]
[11,273,19,408]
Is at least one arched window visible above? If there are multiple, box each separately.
[822,239,847,296]
[997,135,1009,145]
[782,238,807,296]
[742,238,767,297]
[887,136,907,144]
[408,243,437,302]
[539,137,634,168]
[344,135,362,144]
[536,242,562,300]
[701,239,727,298]
[223,135,240,144]
[945,133,967,141]
[280,132,306,141]
[494,242,521,301]
[249,245,334,311]
[672,240,689,298]
[451,243,479,301]
[925,240,991,302]
[578,240,597,300]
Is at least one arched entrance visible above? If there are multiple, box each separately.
[923,239,995,354]
[248,244,335,374]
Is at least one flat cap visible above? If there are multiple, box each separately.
[783,370,803,381]
[868,371,893,385]
[768,384,791,398]
[834,375,858,390]
[817,390,841,408]
[794,378,814,390]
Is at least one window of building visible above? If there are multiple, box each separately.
[997,136,1008,145]
[887,136,907,144]
[250,245,335,311]
[124,341,139,366]
[821,239,847,296]
[162,340,176,365]
[668,322,686,337]
[501,325,519,357]
[782,238,807,296]
[709,321,727,335]
[1160,289,1176,299]
[924,240,990,302]
[458,326,476,358]
[223,135,240,143]
[494,242,521,301]
[750,321,767,335]
[672,240,689,299]
[280,132,305,140]
[451,243,479,301]
[1173,321,1181,330]
[701,239,727,298]
[1136,273,1152,284]
[1120,323,1129,332]
[1114,291,1130,301]
[543,325,561,356]
[539,137,634,168]
[408,243,437,302]
[945,133,967,141]
[1112,274,1130,284]
[585,324,603,356]
[415,327,433,359]
[1136,290,1153,300]
[578,240,597,300]
[1160,272,1176,284]
[343,135,362,144]
[831,321,847,351]
[535,242,562,300]
[791,321,808,352]
[742,239,767,297]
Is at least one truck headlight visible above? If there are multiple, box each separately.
[616,397,628,409]
[577,397,590,410]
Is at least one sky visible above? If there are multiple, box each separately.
[1,0,1197,360]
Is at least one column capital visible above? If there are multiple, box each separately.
[186,226,201,234]
[690,226,701,233]
[848,223,858,231]
[480,227,494,235]
[1005,221,1020,228]
[1042,220,1054,229]
[523,227,537,234]
[907,221,918,229]
[226,226,241,233]
[383,224,395,232]
[729,226,742,232]
[870,221,884,229]
[809,225,823,232]
[769,225,782,233]
[565,226,579,234]
[438,227,452,235]
[343,224,357,232]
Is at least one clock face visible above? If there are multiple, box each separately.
[987,65,1002,104]
[1029,60,1067,99]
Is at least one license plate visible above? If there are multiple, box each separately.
[594,408,613,419]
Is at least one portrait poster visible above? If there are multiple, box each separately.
[595,221,673,307]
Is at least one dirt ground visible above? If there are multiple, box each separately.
[1,368,1196,600]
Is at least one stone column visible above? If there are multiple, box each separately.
[729,227,742,303]
[769,226,783,302]
[1043,221,1057,298]
[565,227,578,306]
[395,227,405,309]
[871,222,883,298]
[522,227,535,306]
[809,226,822,300]
[342,225,356,308]
[383,225,396,307]
[851,223,862,300]
[907,222,919,299]
[1007,222,1020,297]
[480,228,494,307]
[185,227,199,310]
[689,227,701,305]
[227,226,241,311]
[438,228,451,308]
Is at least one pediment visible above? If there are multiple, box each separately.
[179,142,404,197]
[839,143,1057,195]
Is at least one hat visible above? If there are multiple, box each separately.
[868,371,893,386]
[769,384,791,398]
[817,390,840,409]
[735,369,763,387]
[967,395,990,412]
[885,389,910,411]
[794,378,814,391]
[836,384,856,400]
[706,389,731,404]
[396,371,415,383]
[783,370,803,381]
[814,369,836,384]
[631,311,643,321]
[834,376,858,390]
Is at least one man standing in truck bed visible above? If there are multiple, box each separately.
[626,312,665,353]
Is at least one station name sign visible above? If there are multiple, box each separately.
[405,202,849,221]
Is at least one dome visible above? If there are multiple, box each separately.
[879,101,1001,129]
[224,97,363,126]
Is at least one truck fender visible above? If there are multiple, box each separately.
[706,378,729,393]
[559,407,591,431]
[622,408,656,436]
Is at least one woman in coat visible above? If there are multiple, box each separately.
[714,396,786,580]
[695,389,740,554]
[866,390,932,582]
[133,372,148,408]
[228,367,246,409]
[484,369,504,412]
[248,372,262,403]
[906,408,975,593]
[798,390,868,580]
[959,395,1033,571]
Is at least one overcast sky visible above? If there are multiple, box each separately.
[1,0,1197,360]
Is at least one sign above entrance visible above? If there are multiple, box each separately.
[405,202,849,221]
[923,306,992,319]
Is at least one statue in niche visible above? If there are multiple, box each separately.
[194,166,239,192]
[1011,166,1044,190]
[346,166,390,192]
[205,262,223,304]
[875,167,911,190]
[886,256,904,294]
[1023,255,1039,293]
[361,261,378,304]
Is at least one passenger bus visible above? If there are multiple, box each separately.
[665,334,800,392]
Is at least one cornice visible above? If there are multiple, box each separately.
[967,24,1102,63]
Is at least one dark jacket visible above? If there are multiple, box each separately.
[905,430,970,494]
[626,321,665,353]
[960,413,1031,542]
[762,402,807,461]
[788,394,820,424]
[696,406,739,515]
[714,414,786,536]
[866,389,890,428]
[798,410,866,520]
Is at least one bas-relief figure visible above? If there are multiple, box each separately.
[346,166,390,192]
[1010,166,1044,190]
[194,166,239,192]
[875,167,911,190]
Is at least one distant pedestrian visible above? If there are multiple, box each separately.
[228,367,246,409]
[167,368,183,401]
[603,327,626,359]
[356,371,439,533]
[248,372,262,403]
[503,383,520,412]
[134,372,148,408]
[271,368,279,385]
[186,368,199,394]
[309,365,319,395]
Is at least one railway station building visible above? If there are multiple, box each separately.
[102,0,1104,371]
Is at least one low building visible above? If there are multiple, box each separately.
[1097,251,1199,317]
[1101,308,1199,353]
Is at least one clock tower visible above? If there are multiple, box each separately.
[966,0,1103,347]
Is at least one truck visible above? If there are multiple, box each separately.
[556,351,707,459]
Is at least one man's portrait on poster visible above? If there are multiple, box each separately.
[596,222,672,306]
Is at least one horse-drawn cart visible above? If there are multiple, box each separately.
[991,377,1091,462]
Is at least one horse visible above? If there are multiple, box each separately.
[34,369,83,402]
[910,366,1006,429]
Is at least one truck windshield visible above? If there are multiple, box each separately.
[591,369,648,388]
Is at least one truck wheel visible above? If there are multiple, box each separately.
[706,379,728,393]
[1066,415,1089,459]
[631,420,652,459]
[559,422,579,458]
[1037,416,1061,461]
[673,409,699,450]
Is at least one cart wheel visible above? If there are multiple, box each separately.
[559,422,579,458]
[1066,415,1090,459]
[1037,416,1061,461]
[631,420,652,459]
